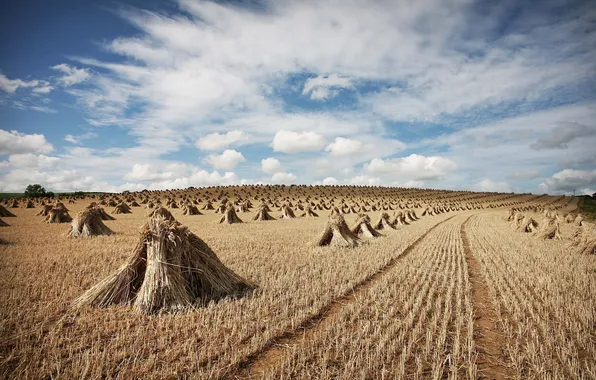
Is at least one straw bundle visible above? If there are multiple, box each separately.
[537,219,561,240]
[219,206,243,224]
[300,206,318,218]
[182,204,202,215]
[113,202,132,214]
[68,208,114,237]
[374,213,396,230]
[317,214,360,247]
[37,205,54,216]
[253,206,276,221]
[569,228,596,255]
[74,213,254,314]
[202,202,215,210]
[46,207,72,224]
[519,216,539,233]
[351,215,382,238]
[280,204,296,219]
[0,205,15,217]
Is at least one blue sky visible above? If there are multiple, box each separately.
[0,0,595,194]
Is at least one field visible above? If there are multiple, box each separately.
[0,186,594,379]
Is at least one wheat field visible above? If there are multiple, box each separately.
[0,186,594,379]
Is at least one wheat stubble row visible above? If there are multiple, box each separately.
[251,213,477,379]
[464,212,595,379]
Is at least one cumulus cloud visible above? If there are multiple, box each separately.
[302,74,354,100]
[531,122,596,150]
[325,137,363,156]
[124,163,193,182]
[146,170,239,190]
[0,130,53,155]
[271,172,297,183]
[471,178,513,193]
[195,130,250,151]
[8,154,61,169]
[322,177,338,185]
[349,175,381,186]
[205,149,246,170]
[538,169,596,195]
[51,63,90,86]
[272,130,325,153]
[365,154,457,179]
[261,157,281,174]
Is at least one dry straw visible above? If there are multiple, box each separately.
[253,205,276,221]
[351,214,382,239]
[219,206,243,224]
[317,214,360,247]
[74,208,254,314]
[0,205,16,217]
[374,212,396,230]
[45,208,73,224]
[68,208,114,237]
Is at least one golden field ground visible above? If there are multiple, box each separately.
[0,186,594,379]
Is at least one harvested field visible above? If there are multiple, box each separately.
[0,186,593,379]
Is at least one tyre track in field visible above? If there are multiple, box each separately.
[233,213,459,379]
[461,215,513,380]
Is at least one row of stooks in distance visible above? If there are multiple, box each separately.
[68,202,428,314]
[508,207,595,255]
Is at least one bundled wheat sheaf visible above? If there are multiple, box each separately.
[45,207,72,224]
[0,205,16,217]
[74,209,254,314]
[317,214,361,247]
[351,214,382,238]
[253,205,276,221]
[68,207,114,237]
[219,205,243,224]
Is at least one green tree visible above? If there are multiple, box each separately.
[24,184,47,198]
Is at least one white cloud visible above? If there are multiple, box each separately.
[124,162,194,182]
[8,154,61,169]
[538,169,596,195]
[146,170,239,190]
[271,172,296,183]
[322,177,338,185]
[32,82,53,94]
[261,157,281,174]
[303,74,353,100]
[0,130,53,155]
[349,175,381,186]
[195,130,250,150]
[51,63,90,86]
[272,130,325,153]
[0,74,40,93]
[325,137,363,156]
[205,149,246,169]
[365,154,457,179]
[64,132,98,145]
[471,178,513,193]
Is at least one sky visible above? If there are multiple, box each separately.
[0,0,595,195]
